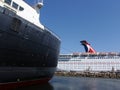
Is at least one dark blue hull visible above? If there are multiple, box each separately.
[0,7,60,84]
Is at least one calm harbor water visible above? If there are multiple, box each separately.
[15,76,120,90]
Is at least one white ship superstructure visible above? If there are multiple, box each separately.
[58,40,120,72]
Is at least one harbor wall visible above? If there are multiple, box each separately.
[55,71,120,79]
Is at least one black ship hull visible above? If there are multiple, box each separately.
[0,7,60,84]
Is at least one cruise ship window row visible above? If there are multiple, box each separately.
[86,56,120,59]
[59,56,120,60]
[58,65,120,71]
[59,58,120,61]
[4,0,24,11]
[75,56,120,59]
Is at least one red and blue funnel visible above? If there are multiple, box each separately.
[80,40,96,53]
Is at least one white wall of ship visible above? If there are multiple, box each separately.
[57,58,120,72]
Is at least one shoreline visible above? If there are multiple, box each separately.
[55,71,120,79]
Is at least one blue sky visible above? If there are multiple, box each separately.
[27,0,120,54]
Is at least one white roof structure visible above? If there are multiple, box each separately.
[0,0,44,29]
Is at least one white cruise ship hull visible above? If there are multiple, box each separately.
[58,56,120,72]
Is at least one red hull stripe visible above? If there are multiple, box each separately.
[0,78,51,90]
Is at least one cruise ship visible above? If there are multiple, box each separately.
[0,0,60,86]
[58,40,120,72]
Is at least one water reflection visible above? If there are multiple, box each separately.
[1,76,120,90]
[50,76,120,90]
